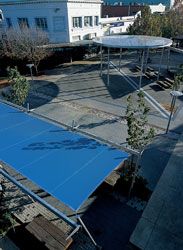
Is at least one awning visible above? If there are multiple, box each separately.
[0,102,128,211]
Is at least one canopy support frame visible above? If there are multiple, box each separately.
[107,47,110,86]
[139,49,145,89]
[100,45,103,77]
[167,47,171,71]
[144,48,150,73]
[0,167,78,228]
[77,215,100,247]
[119,48,122,70]
[0,167,100,247]
[157,48,164,81]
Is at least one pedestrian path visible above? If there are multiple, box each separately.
[130,132,183,249]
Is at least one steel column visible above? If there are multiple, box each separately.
[119,48,122,70]
[144,48,149,73]
[157,48,164,81]
[77,216,98,247]
[100,45,103,77]
[139,50,145,89]
[107,47,110,86]
[167,47,171,71]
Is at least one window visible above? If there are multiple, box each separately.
[72,35,81,41]
[94,16,99,26]
[84,16,92,27]
[6,18,12,28]
[35,18,48,31]
[18,18,29,29]
[53,16,65,32]
[72,17,82,28]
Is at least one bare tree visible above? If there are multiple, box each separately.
[0,27,50,74]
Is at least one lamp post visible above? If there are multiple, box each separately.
[26,63,34,83]
[166,90,183,134]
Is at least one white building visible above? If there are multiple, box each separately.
[149,3,166,13]
[0,0,103,43]
[0,9,4,29]
[101,11,141,36]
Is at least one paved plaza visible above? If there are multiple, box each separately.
[130,131,183,250]
[0,49,182,249]
[25,50,183,191]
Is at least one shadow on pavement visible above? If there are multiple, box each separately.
[139,131,180,191]
[25,80,60,109]
[80,190,142,250]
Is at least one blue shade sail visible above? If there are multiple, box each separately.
[0,102,128,211]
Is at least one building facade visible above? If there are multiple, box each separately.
[0,0,103,43]
[0,9,4,30]
[101,11,141,35]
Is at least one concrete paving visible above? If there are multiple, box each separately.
[1,51,182,249]
[24,52,182,191]
[26,53,183,250]
[130,132,183,249]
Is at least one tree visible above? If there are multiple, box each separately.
[161,10,183,38]
[128,6,162,36]
[0,27,50,74]
[126,90,155,197]
[173,65,183,91]
[128,5,183,38]
[6,67,30,106]
[173,0,183,15]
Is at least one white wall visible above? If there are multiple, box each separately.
[109,21,134,35]
[101,12,140,35]
[149,3,166,13]
[67,1,102,42]
[0,0,102,43]
[0,9,4,29]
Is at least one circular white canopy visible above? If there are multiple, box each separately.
[93,35,172,49]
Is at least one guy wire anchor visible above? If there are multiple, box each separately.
[71,120,79,130]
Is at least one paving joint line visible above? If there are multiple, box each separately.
[30,91,166,132]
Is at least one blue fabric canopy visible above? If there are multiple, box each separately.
[0,102,128,211]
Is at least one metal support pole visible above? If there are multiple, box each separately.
[77,216,98,247]
[166,95,176,134]
[157,48,164,81]
[30,67,33,83]
[119,48,122,70]
[139,50,145,89]
[144,48,149,73]
[66,225,81,240]
[27,102,30,113]
[100,45,103,77]
[167,47,171,71]
[0,168,78,228]
[107,47,110,86]
[26,64,34,84]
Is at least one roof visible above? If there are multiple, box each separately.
[0,0,102,5]
[43,40,93,49]
[102,4,145,18]
[93,35,172,49]
[0,101,128,211]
